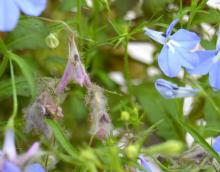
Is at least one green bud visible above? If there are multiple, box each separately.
[126,144,139,159]
[144,140,184,156]
[45,33,59,49]
[120,111,130,121]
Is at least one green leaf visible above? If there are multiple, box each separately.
[178,120,220,164]
[9,52,36,97]
[0,77,30,99]
[6,18,49,50]
[46,119,78,159]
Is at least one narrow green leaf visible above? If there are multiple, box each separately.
[8,52,36,97]
[46,119,78,159]
[178,120,220,163]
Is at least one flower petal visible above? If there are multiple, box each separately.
[212,135,220,155]
[24,163,45,172]
[209,60,220,89]
[3,129,16,160]
[189,50,217,75]
[158,45,181,77]
[155,78,199,99]
[56,60,74,93]
[171,29,200,49]
[144,27,166,44]
[166,19,179,37]
[139,155,152,172]
[0,0,20,32]
[2,161,21,172]
[216,27,220,50]
[174,47,199,70]
[15,0,47,16]
[17,142,40,165]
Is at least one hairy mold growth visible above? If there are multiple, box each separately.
[86,84,112,139]
[24,78,64,138]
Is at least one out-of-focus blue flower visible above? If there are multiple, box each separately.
[155,78,199,99]
[144,19,200,77]
[212,135,220,155]
[0,0,47,32]
[0,128,45,172]
[189,28,220,90]
[138,155,152,172]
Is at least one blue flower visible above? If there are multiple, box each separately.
[155,78,199,99]
[138,155,152,172]
[0,0,47,32]
[0,128,45,172]
[189,28,220,90]
[212,135,220,155]
[144,19,200,77]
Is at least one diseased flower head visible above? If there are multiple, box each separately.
[57,34,91,93]
[86,84,112,139]
[0,128,45,172]
[24,78,63,138]
[144,19,200,77]
[0,0,47,32]
[155,78,199,99]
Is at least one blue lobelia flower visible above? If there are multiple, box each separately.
[155,78,200,99]
[138,155,152,172]
[0,0,47,32]
[212,135,220,155]
[189,28,220,90]
[0,128,45,172]
[144,19,200,77]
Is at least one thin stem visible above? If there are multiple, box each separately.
[123,38,131,93]
[9,58,18,127]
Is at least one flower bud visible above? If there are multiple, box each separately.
[120,111,130,121]
[45,33,59,49]
[125,144,139,159]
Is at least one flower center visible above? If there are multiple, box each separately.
[166,39,181,53]
[213,50,220,63]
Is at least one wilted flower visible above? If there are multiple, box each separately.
[0,0,47,32]
[57,35,91,93]
[24,90,63,138]
[0,128,45,172]
[189,28,220,89]
[212,135,220,155]
[86,84,112,139]
[144,19,200,77]
[155,78,199,99]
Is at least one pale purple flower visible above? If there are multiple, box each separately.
[189,28,220,89]
[0,128,45,172]
[0,0,47,32]
[155,78,199,99]
[57,35,91,93]
[144,19,200,77]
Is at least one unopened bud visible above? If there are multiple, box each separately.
[45,33,59,49]
[126,144,139,159]
[120,111,130,121]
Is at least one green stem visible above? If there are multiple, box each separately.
[123,38,131,93]
[0,38,8,78]
[8,59,18,128]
